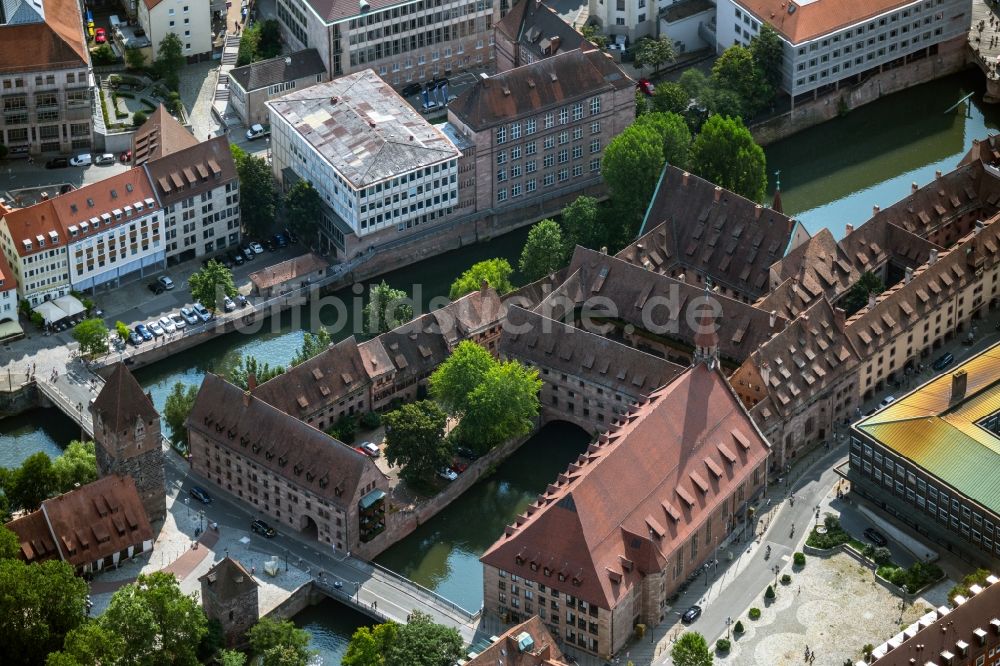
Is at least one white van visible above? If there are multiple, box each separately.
[109,14,123,30]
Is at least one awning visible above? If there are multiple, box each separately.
[359,489,386,510]
[53,294,87,317]
[0,318,24,341]
[33,301,68,325]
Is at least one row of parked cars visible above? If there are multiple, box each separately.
[45,153,117,169]
[128,302,214,345]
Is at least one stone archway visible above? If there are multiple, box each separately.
[298,514,319,540]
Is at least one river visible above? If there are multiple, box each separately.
[6,68,1000,663]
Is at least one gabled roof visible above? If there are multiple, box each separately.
[144,135,238,206]
[364,314,452,381]
[448,48,632,131]
[1,197,60,257]
[266,69,461,189]
[0,0,88,73]
[187,374,379,507]
[229,49,327,93]
[199,557,260,600]
[429,286,506,347]
[734,0,916,45]
[481,363,771,609]
[92,363,159,433]
[466,615,571,666]
[249,253,329,290]
[496,0,588,65]
[0,245,17,293]
[131,105,199,166]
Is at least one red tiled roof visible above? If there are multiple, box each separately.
[5,510,58,564]
[481,363,771,609]
[0,248,16,293]
[735,0,916,44]
[132,105,199,166]
[0,0,88,73]
[467,615,571,666]
[92,363,159,434]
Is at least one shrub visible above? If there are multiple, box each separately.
[329,415,357,443]
[949,568,992,606]
[780,574,792,585]
[716,638,731,653]
[807,515,853,550]
[793,552,806,567]
[878,562,944,594]
[132,110,148,127]
[733,620,745,635]
[748,607,761,620]
[634,623,646,640]
[30,311,44,328]
[872,547,893,566]
[764,585,775,600]
[360,410,382,430]
[862,543,876,560]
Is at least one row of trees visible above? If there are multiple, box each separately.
[0,442,97,520]
[230,145,322,242]
[236,20,283,67]
[342,610,464,666]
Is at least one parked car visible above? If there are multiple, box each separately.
[273,233,289,248]
[455,446,480,460]
[879,395,896,408]
[636,78,654,96]
[681,605,702,623]
[192,303,212,322]
[401,82,422,97]
[158,316,176,334]
[94,27,106,43]
[147,320,164,337]
[128,331,143,346]
[360,441,380,458]
[158,276,175,290]
[263,239,275,252]
[931,352,955,371]
[95,153,116,165]
[179,307,199,325]
[134,324,153,341]
[449,460,468,474]
[864,528,888,547]
[69,153,92,167]
[246,123,270,140]
[242,245,255,260]
[230,251,245,265]
[189,486,212,504]
[249,241,264,254]
[235,294,248,307]
[223,296,236,312]
[170,313,187,330]
[148,282,165,295]
[251,519,276,538]
[437,468,458,481]
[45,157,69,169]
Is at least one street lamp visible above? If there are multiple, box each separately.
[814,505,821,529]
[284,547,289,572]
[199,510,205,533]
[773,564,780,587]
[184,497,190,519]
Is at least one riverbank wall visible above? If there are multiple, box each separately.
[261,581,327,622]
[0,374,39,419]
[752,36,971,146]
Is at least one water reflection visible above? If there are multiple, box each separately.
[0,408,79,469]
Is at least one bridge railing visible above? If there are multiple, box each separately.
[366,560,479,622]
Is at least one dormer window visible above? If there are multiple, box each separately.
[558,573,566,582]
[126,183,133,193]
[86,198,94,207]
[110,189,118,199]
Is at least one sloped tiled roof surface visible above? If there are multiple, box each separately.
[92,363,159,433]
[448,48,632,131]
[735,0,915,44]
[199,557,260,600]
[481,363,770,608]
[249,253,328,290]
[5,509,57,563]
[0,0,88,73]
[429,286,506,347]
[144,135,238,206]
[467,615,571,666]
[0,246,17,293]
[621,166,795,300]
[229,49,327,92]
[496,0,587,63]
[132,105,199,166]
[266,69,460,188]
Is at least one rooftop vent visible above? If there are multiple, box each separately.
[515,632,534,653]
[359,0,370,11]
[285,56,292,65]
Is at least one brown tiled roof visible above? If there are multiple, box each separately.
[187,374,379,508]
[5,510,58,564]
[24,475,154,568]
[496,0,588,64]
[0,0,88,73]
[735,0,916,44]
[2,198,60,258]
[92,363,159,434]
[958,134,1000,169]
[199,557,260,600]
[0,247,17,293]
[620,166,795,300]
[502,306,684,398]
[448,48,632,131]
[481,363,771,609]
[557,247,787,365]
[131,105,199,166]
[370,314,451,383]
[467,615,571,666]
[229,49,327,93]
[252,336,368,417]
[430,286,506,347]
[249,253,329,291]
[867,575,1000,665]
[504,268,570,311]
[358,336,394,383]
[144,136,238,206]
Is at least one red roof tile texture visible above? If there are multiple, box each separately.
[467,615,571,666]
[0,0,88,73]
[736,0,915,44]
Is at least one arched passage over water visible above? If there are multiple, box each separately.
[374,421,591,611]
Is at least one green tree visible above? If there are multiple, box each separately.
[0,526,18,559]
[218,650,248,666]
[383,401,451,485]
[363,281,414,335]
[48,621,126,666]
[711,45,771,118]
[229,355,284,390]
[291,328,333,366]
[0,143,8,160]
[189,259,237,312]
[91,44,116,66]
[132,110,149,128]
[0,558,88,666]
[231,146,276,237]
[51,441,97,493]
[125,47,146,70]
[561,195,604,253]
[651,81,689,115]
[384,610,463,666]
[949,568,992,606]
[99,571,208,665]
[635,111,692,169]
[750,24,785,92]
[72,318,109,357]
[9,452,56,511]
[163,382,199,446]
[283,180,323,245]
[429,340,495,414]
[343,621,398,666]
[702,86,745,122]
[197,618,226,662]
[679,68,709,99]
[457,360,542,453]
[236,23,262,66]
[258,19,283,59]
[115,320,131,342]
[449,258,513,300]
[633,36,676,76]
[248,618,314,666]
[154,33,186,91]
[580,23,607,49]
[602,123,666,223]
[328,414,357,444]
[690,115,767,202]
[671,631,713,666]
[841,271,885,316]
[519,219,565,282]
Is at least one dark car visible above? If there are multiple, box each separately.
[45,157,69,169]
[931,352,955,372]
[864,528,888,547]
[401,82,422,97]
[230,251,245,265]
[235,294,248,307]
[189,486,212,504]
[681,605,702,623]
[134,324,153,341]
[128,331,143,346]
[273,233,288,248]
[455,446,480,460]
[251,519,276,538]
[148,282,165,295]
[264,239,275,252]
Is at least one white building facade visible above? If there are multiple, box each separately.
[139,0,213,61]
[65,200,165,292]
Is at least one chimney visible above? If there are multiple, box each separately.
[833,307,846,329]
[845,223,854,235]
[760,361,771,385]
[929,248,939,264]
[247,372,257,391]
[242,390,251,406]
[791,277,799,293]
[911,182,919,194]
[600,246,608,255]
[868,293,877,310]
[480,279,489,293]
[951,369,968,403]
[872,204,880,216]
[935,169,943,179]
[682,171,690,186]
[714,186,722,203]
[769,310,777,328]
[904,266,914,283]
[40,192,49,201]
[754,204,763,220]
[975,220,984,235]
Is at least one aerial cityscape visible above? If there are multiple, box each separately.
[1,0,1000,664]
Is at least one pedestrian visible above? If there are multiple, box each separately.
[798,585,801,594]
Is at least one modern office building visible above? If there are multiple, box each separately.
[267,69,461,257]
[0,0,92,155]
[716,0,971,103]
[849,342,1000,565]
[228,49,328,126]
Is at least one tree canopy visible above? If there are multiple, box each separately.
[231,146,276,238]
[383,401,451,484]
[602,123,666,223]
[751,25,785,92]
[72,319,109,357]
[429,340,495,415]
[457,360,542,453]
[385,611,464,666]
[154,33,185,91]
[634,111,692,169]
[671,631,714,666]
[518,219,565,282]
[711,45,770,119]
[841,271,885,315]
[633,37,676,76]
[690,115,767,202]
[343,622,398,666]
[163,382,199,446]
[247,617,314,666]
[650,81,689,115]
[363,282,414,335]
[9,452,56,511]
[283,180,323,245]
[561,195,603,253]
[228,355,284,390]
[51,440,97,493]
[449,258,513,300]
[291,328,332,366]
[189,260,237,312]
